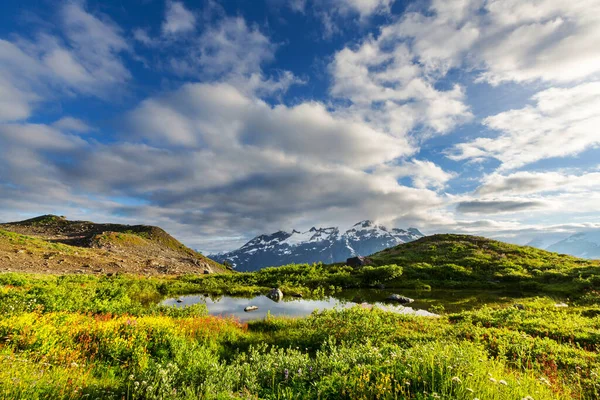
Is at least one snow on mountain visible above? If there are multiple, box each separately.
[546,230,600,259]
[210,220,424,271]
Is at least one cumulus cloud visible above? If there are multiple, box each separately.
[374,159,456,190]
[448,83,600,169]
[329,19,473,142]
[162,1,196,36]
[386,0,600,85]
[0,1,130,122]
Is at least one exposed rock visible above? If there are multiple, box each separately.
[176,299,183,303]
[244,306,259,312]
[386,294,414,304]
[291,293,303,298]
[554,302,568,307]
[203,269,211,274]
[346,256,372,267]
[267,288,284,302]
[513,304,525,310]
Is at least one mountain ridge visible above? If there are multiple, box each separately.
[210,220,424,271]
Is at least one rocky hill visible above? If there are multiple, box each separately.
[210,220,423,271]
[0,215,225,275]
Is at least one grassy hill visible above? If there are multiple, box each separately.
[363,234,600,291]
[0,215,226,275]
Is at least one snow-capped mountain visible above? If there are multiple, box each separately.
[545,230,600,259]
[210,220,424,271]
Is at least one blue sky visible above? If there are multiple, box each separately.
[1,0,600,252]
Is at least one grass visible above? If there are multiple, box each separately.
[0,272,599,399]
[0,229,84,255]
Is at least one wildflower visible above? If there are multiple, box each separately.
[499,380,508,386]
[431,393,440,399]
[489,377,497,384]
[129,375,134,380]
[451,376,462,384]
[522,397,535,400]
[70,362,78,368]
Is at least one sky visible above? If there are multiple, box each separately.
[1,0,600,253]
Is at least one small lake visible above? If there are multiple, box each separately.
[161,288,527,322]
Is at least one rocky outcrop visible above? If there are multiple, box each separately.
[346,256,372,267]
[267,288,284,302]
[386,294,414,304]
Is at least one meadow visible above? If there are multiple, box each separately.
[1,272,599,399]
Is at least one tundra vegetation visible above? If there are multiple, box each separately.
[0,234,599,399]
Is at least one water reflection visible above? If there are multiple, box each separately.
[161,294,437,321]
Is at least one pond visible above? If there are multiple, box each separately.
[161,288,529,321]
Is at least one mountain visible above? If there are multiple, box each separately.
[546,230,600,259]
[210,220,424,271]
[366,233,600,285]
[0,215,225,275]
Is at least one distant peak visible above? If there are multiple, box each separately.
[353,220,374,228]
[408,227,424,236]
[291,229,301,234]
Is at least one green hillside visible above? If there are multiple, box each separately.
[366,234,600,291]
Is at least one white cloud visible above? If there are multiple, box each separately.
[289,0,395,39]
[479,0,600,84]
[127,82,411,167]
[165,16,302,96]
[162,1,196,36]
[0,2,130,122]
[476,170,600,196]
[448,82,600,169]
[51,117,93,133]
[384,0,600,85]
[329,21,473,142]
[333,0,395,19]
[374,159,456,190]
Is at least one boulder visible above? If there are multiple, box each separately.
[513,303,525,310]
[386,294,414,304]
[244,306,259,312]
[267,288,284,302]
[554,302,568,308]
[346,256,372,267]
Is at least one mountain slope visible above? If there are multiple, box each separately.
[367,234,599,285]
[210,220,423,271]
[0,215,225,275]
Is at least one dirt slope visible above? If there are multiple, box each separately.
[0,215,226,275]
